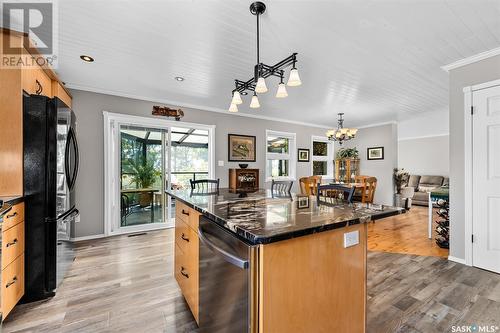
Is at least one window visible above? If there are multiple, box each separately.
[266,130,296,181]
[311,136,333,178]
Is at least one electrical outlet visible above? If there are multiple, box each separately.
[344,230,359,248]
[218,160,224,167]
[75,214,81,223]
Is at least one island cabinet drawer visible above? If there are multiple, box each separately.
[175,202,201,231]
[2,221,25,269]
[1,253,25,319]
[2,202,24,231]
[174,244,199,323]
[175,218,196,256]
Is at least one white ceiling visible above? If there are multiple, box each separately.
[55,0,500,127]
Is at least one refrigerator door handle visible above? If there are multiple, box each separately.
[65,126,79,191]
[198,227,249,269]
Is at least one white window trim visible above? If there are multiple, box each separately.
[311,136,334,179]
[103,111,215,237]
[265,129,297,181]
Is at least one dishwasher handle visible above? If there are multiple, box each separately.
[198,227,249,269]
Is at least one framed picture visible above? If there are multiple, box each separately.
[228,134,256,162]
[297,148,310,162]
[367,147,384,160]
[297,195,310,209]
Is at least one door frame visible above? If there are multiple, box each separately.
[103,111,215,236]
[463,78,500,266]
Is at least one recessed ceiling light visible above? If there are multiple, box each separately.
[174,76,185,82]
[241,92,248,95]
[80,55,94,62]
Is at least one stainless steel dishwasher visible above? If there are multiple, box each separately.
[198,216,257,333]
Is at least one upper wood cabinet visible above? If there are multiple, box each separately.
[0,29,72,196]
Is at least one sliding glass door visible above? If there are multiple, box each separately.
[104,113,214,235]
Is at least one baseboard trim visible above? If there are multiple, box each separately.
[70,234,106,242]
[448,256,467,265]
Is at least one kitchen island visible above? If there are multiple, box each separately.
[167,189,404,333]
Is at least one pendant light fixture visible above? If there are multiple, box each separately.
[228,1,301,111]
[326,113,358,145]
[249,92,260,108]
[228,103,239,113]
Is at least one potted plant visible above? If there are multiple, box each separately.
[128,159,159,207]
[393,168,410,194]
[335,147,359,159]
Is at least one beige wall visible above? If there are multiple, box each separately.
[448,54,500,260]
[398,135,449,177]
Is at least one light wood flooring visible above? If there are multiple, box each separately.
[368,206,449,258]
[4,228,499,333]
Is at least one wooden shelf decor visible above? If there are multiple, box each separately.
[229,169,259,191]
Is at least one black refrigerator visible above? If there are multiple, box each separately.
[23,94,80,302]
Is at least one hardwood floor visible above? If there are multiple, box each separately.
[4,228,499,333]
[368,205,449,258]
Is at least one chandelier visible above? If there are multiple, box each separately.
[326,113,358,145]
[228,1,302,112]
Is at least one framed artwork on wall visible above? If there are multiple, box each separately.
[298,148,310,162]
[228,134,256,162]
[367,147,384,160]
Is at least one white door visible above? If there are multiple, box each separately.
[472,84,500,274]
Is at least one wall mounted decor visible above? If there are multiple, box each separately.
[228,134,256,162]
[297,148,310,162]
[367,147,384,160]
[152,106,184,120]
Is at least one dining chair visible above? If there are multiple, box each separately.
[190,178,220,194]
[317,184,356,204]
[356,176,377,203]
[271,179,293,193]
[299,175,322,195]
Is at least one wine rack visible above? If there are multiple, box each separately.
[435,199,449,249]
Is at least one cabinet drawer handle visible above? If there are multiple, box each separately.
[6,276,17,288]
[181,209,190,216]
[35,79,43,95]
[180,267,189,279]
[6,238,18,248]
[181,233,189,242]
[6,212,17,219]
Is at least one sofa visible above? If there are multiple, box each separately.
[403,175,449,206]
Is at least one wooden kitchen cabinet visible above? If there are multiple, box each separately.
[0,29,72,197]
[174,201,200,324]
[1,201,26,320]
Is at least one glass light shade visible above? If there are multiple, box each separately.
[340,128,348,134]
[228,103,238,113]
[255,77,268,93]
[231,91,243,105]
[287,68,302,86]
[275,83,288,98]
[249,94,260,108]
[335,132,341,138]
[350,128,358,135]
[326,130,335,137]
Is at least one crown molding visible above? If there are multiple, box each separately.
[65,83,334,130]
[357,120,397,129]
[398,133,449,141]
[441,47,500,72]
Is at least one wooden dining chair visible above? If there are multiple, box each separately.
[356,176,377,203]
[299,176,322,195]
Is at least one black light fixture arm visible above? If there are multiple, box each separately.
[232,53,298,94]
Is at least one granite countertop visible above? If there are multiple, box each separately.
[167,189,405,244]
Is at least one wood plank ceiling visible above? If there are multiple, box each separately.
[54,0,500,127]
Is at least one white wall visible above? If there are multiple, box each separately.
[398,135,449,176]
[398,110,449,140]
[337,123,398,206]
